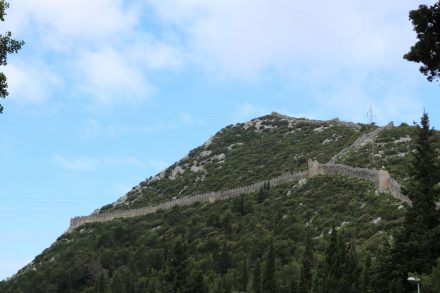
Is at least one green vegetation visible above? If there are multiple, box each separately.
[3,113,439,292]
[0,0,24,113]
[0,175,405,292]
[404,1,440,82]
[115,116,369,210]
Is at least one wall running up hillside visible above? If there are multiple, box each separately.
[328,122,394,164]
[68,161,410,232]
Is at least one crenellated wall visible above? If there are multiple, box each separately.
[68,161,411,232]
[68,170,309,231]
[68,123,413,232]
[307,160,411,206]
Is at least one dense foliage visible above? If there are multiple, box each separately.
[0,0,24,113]
[110,115,370,211]
[2,113,440,292]
[404,1,440,82]
[1,176,404,292]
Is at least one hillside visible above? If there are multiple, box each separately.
[1,113,436,293]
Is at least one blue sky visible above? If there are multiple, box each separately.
[1,0,439,280]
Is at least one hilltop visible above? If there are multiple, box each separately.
[1,113,438,293]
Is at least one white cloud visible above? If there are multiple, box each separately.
[10,0,138,50]
[148,0,422,78]
[76,48,154,106]
[4,62,60,104]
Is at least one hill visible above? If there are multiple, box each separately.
[1,112,437,293]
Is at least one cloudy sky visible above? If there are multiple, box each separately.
[1,0,439,280]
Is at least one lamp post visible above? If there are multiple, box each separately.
[407,276,421,293]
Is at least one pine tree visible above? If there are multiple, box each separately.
[391,112,440,288]
[218,242,230,276]
[239,194,246,216]
[240,258,249,292]
[361,255,372,293]
[298,229,313,293]
[317,228,360,293]
[257,187,266,203]
[263,239,277,293]
[253,259,262,293]
[95,272,107,293]
[166,236,190,292]
[343,239,360,293]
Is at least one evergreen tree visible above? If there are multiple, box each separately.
[263,239,277,293]
[343,239,360,293]
[218,242,230,276]
[166,237,190,292]
[253,259,262,293]
[257,187,266,203]
[317,228,360,293]
[186,270,206,293]
[321,227,340,292]
[391,112,440,289]
[298,229,313,293]
[361,255,372,293]
[240,258,249,292]
[239,194,246,216]
[369,240,395,293]
[95,272,107,293]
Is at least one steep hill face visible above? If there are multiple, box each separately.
[2,113,436,293]
[105,113,371,211]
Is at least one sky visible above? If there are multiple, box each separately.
[1,0,439,280]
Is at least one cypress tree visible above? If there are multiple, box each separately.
[257,187,266,203]
[298,229,313,293]
[263,239,277,293]
[240,258,249,292]
[239,194,246,216]
[95,272,107,293]
[253,259,262,293]
[361,255,372,293]
[391,112,440,288]
[218,242,230,276]
[166,236,190,292]
[343,239,360,293]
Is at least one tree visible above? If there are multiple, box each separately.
[391,112,440,290]
[0,1,24,113]
[165,237,190,292]
[316,227,360,293]
[239,258,249,292]
[218,242,230,276]
[404,1,440,82]
[252,259,262,293]
[298,229,313,293]
[262,239,276,293]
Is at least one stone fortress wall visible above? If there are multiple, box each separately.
[69,170,309,231]
[328,122,394,164]
[69,161,410,232]
[69,122,413,232]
